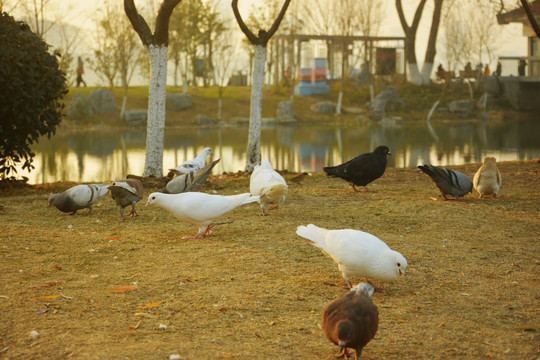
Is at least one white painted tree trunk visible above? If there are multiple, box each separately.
[245,45,266,172]
[336,91,343,115]
[121,94,127,121]
[421,62,434,85]
[408,63,423,85]
[217,96,222,121]
[143,44,168,177]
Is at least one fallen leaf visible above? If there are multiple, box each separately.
[139,302,160,310]
[219,307,228,312]
[254,333,262,338]
[134,313,157,318]
[109,286,138,293]
[296,296,305,301]
[438,322,446,328]
[408,291,419,296]
[34,294,60,300]
[379,299,385,304]
[106,237,121,241]
[41,282,62,288]
[53,235,60,238]
[221,354,233,358]
[515,325,538,331]
[53,266,62,271]
[129,320,141,331]
[430,197,438,201]
[394,318,406,323]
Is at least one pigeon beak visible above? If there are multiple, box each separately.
[399,269,404,277]
[145,201,150,206]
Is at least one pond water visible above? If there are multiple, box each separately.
[16,117,540,184]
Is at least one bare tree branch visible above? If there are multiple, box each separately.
[265,0,291,40]
[155,0,182,45]
[231,0,258,44]
[124,0,153,45]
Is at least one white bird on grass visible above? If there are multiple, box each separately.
[169,147,212,175]
[473,157,502,199]
[146,192,259,239]
[250,160,288,215]
[296,224,407,289]
[48,184,110,215]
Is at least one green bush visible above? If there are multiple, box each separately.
[0,11,67,180]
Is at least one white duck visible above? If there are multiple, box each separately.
[296,224,407,288]
[146,192,259,239]
[249,160,288,215]
[169,147,212,175]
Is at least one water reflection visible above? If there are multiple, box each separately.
[18,119,540,184]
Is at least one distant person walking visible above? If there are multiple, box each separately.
[76,56,87,87]
[518,59,527,76]
[495,61,502,76]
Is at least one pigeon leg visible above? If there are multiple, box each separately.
[366,279,385,292]
[350,184,360,192]
[69,211,77,215]
[342,276,353,289]
[202,223,215,236]
[129,205,138,217]
[87,207,93,215]
[354,348,362,360]
[338,347,349,359]
[363,186,376,193]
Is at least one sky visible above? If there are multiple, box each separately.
[11,0,528,86]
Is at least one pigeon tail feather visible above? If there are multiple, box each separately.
[296,224,328,249]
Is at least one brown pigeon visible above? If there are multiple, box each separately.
[473,157,502,199]
[108,179,144,220]
[48,184,109,215]
[323,283,379,359]
[323,146,391,192]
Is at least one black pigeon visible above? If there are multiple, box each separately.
[418,164,473,201]
[323,283,379,359]
[323,146,391,192]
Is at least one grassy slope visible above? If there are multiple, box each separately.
[0,161,538,359]
[61,80,514,130]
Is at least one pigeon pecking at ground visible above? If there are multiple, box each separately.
[146,192,259,239]
[323,283,379,360]
[418,164,473,201]
[249,160,288,215]
[168,147,212,176]
[48,184,110,215]
[161,159,220,194]
[296,224,407,289]
[323,145,391,192]
[473,157,502,199]
[108,179,144,220]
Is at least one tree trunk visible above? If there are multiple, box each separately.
[245,45,266,172]
[217,89,223,121]
[396,0,427,85]
[421,0,443,84]
[143,44,168,177]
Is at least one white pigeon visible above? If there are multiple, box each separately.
[146,192,259,239]
[169,147,212,175]
[249,160,288,215]
[296,224,407,288]
[48,184,110,215]
[473,157,502,199]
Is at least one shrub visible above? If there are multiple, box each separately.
[0,11,67,180]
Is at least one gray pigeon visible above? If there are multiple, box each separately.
[418,164,472,200]
[48,184,110,215]
[323,283,379,359]
[108,179,144,220]
[161,159,220,194]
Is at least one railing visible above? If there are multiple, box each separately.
[498,56,540,77]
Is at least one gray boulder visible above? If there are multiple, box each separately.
[276,101,296,123]
[67,93,94,120]
[88,88,118,113]
[368,85,404,120]
[196,114,216,125]
[449,100,475,117]
[124,109,147,126]
[311,101,336,114]
[167,93,193,111]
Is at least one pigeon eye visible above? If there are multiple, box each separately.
[397,262,401,267]
[152,196,155,200]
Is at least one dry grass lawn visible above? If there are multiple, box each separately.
[0,161,539,359]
